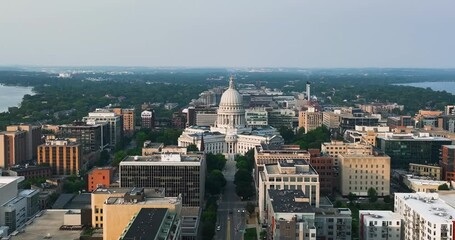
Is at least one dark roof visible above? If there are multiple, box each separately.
[122,208,167,240]
[268,189,314,213]
[52,194,75,209]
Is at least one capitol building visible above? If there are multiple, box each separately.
[178,77,284,156]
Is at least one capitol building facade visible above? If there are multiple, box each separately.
[178,77,284,155]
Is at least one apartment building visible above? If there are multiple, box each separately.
[298,107,323,133]
[6,125,42,160]
[83,109,122,147]
[339,153,391,196]
[113,108,135,135]
[37,139,82,175]
[394,193,455,240]
[59,122,109,153]
[359,210,402,240]
[0,131,27,168]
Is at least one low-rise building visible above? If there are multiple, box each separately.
[409,163,442,180]
[8,165,52,180]
[314,207,352,240]
[403,175,448,193]
[87,167,115,192]
[359,210,402,240]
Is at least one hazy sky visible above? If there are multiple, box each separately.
[1,0,454,68]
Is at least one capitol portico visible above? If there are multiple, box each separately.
[178,76,283,155]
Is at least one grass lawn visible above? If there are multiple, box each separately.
[244,227,257,240]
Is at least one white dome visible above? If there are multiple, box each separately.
[219,77,243,106]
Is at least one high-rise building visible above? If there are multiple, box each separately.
[83,109,122,147]
[359,210,402,240]
[119,153,206,207]
[394,192,455,240]
[0,131,27,168]
[376,132,452,168]
[339,153,391,196]
[141,110,154,129]
[113,108,135,135]
[59,121,109,153]
[321,140,373,167]
[258,159,320,223]
[6,125,42,160]
[299,107,323,133]
[37,139,82,175]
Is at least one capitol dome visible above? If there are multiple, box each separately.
[219,76,243,107]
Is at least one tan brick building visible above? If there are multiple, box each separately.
[37,139,81,175]
[298,107,323,133]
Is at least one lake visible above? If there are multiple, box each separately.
[394,82,455,95]
[0,85,34,113]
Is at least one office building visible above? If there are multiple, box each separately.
[245,108,268,127]
[340,115,379,133]
[394,192,455,240]
[0,131,27,168]
[254,144,310,186]
[19,189,40,219]
[87,166,114,192]
[323,111,341,130]
[387,116,414,129]
[119,208,180,240]
[0,196,26,234]
[141,110,154,129]
[409,163,441,180]
[59,121,109,153]
[0,177,24,207]
[321,140,373,167]
[37,139,82,175]
[6,125,42,160]
[403,175,448,193]
[359,210,402,240]
[120,153,206,207]
[83,109,122,147]
[113,108,135,135]
[186,107,196,127]
[298,107,323,133]
[258,159,320,222]
[101,188,182,240]
[376,132,452,168]
[339,153,391,196]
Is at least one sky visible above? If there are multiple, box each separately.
[0,0,454,68]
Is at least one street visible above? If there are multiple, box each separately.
[214,159,246,240]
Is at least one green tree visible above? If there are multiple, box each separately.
[235,182,255,200]
[438,183,450,190]
[347,192,357,203]
[187,144,199,152]
[246,202,255,215]
[206,153,227,172]
[234,169,253,185]
[279,126,295,143]
[206,170,227,195]
[112,150,127,167]
[368,187,378,203]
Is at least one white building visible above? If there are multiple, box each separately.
[258,159,320,223]
[359,210,402,240]
[395,192,455,240]
[245,108,268,127]
[178,77,283,156]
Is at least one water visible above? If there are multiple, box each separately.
[394,82,455,95]
[0,85,34,113]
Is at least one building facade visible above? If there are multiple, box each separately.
[113,108,135,135]
[59,122,109,153]
[0,131,27,168]
[119,153,206,207]
[37,139,82,175]
[339,153,391,196]
[83,109,122,147]
[409,163,442,180]
[141,110,154,129]
[359,210,402,240]
[87,167,114,192]
[6,125,42,160]
[299,107,323,133]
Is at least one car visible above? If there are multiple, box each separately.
[216,225,221,231]
[237,209,241,213]
[242,209,246,213]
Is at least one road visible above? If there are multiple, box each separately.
[214,159,246,240]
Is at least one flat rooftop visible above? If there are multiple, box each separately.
[122,208,167,240]
[377,134,451,141]
[268,189,313,213]
[359,210,401,221]
[121,154,203,164]
[94,187,166,198]
[11,210,82,240]
[396,193,455,223]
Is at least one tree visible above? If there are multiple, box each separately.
[347,192,357,203]
[112,150,127,167]
[383,195,392,204]
[438,183,450,190]
[206,153,227,172]
[206,170,227,195]
[246,202,255,215]
[234,169,253,185]
[187,144,199,152]
[368,187,378,203]
[279,126,295,143]
[235,183,255,200]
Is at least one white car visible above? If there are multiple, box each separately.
[216,225,221,231]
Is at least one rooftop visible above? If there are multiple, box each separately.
[121,153,203,164]
[359,210,401,221]
[268,189,313,213]
[0,176,24,187]
[377,133,451,141]
[11,210,82,240]
[396,193,455,223]
[122,208,168,240]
